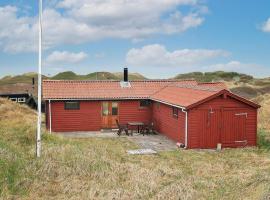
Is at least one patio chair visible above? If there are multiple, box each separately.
[116,119,129,136]
[142,122,155,136]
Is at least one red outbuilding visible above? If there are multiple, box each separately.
[43,70,260,149]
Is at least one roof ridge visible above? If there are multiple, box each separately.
[43,80,119,82]
[150,81,183,97]
[172,84,221,92]
[43,79,197,83]
[197,81,225,84]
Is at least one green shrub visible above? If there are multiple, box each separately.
[258,129,270,150]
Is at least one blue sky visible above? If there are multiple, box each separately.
[0,0,270,78]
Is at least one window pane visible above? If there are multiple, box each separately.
[102,102,109,116]
[112,102,118,115]
[65,102,80,110]
[172,107,178,118]
[18,98,26,103]
[140,100,150,107]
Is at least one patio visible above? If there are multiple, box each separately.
[58,131,178,152]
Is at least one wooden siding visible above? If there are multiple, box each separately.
[188,95,257,148]
[118,100,152,126]
[45,94,258,149]
[152,102,185,143]
[50,101,102,132]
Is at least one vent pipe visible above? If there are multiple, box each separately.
[124,68,128,82]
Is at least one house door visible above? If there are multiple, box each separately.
[102,102,119,129]
[199,108,221,148]
[221,109,247,147]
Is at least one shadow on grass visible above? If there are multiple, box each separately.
[258,129,270,150]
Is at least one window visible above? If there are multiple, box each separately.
[112,102,118,115]
[10,98,17,102]
[172,107,178,118]
[139,100,151,107]
[18,97,26,103]
[156,102,160,110]
[65,101,80,110]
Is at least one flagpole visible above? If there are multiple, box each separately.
[36,0,42,158]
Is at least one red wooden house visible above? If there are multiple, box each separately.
[43,70,260,149]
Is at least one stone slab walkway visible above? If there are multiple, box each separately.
[57,131,177,152]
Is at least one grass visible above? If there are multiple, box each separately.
[0,99,270,199]
[174,71,253,82]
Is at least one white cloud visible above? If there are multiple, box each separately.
[126,44,228,67]
[0,6,36,53]
[94,53,105,59]
[46,51,88,64]
[0,1,207,53]
[262,18,270,32]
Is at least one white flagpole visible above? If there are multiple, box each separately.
[36,0,42,158]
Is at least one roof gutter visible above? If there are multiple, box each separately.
[150,98,186,109]
[44,97,187,110]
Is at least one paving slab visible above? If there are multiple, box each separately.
[57,131,177,151]
[126,134,178,152]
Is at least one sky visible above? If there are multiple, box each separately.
[0,0,270,78]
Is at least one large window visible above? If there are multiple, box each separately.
[139,100,151,108]
[65,101,80,110]
[172,107,178,118]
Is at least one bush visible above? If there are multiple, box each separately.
[258,129,270,150]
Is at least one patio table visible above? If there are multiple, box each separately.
[127,122,144,134]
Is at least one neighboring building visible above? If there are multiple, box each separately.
[43,69,260,149]
[0,93,37,109]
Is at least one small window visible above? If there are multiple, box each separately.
[102,102,109,116]
[65,101,80,110]
[18,98,26,103]
[140,100,151,107]
[10,98,17,102]
[172,107,178,118]
[156,102,160,110]
[112,102,118,116]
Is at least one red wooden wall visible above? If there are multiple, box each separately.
[118,100,152,125]
[152,102,185,143]
[50,101,102,132]
[45,95,258,149]
[47,100,152,132]
[188,95,257,149]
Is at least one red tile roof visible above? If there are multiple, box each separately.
[151,85,218,108]
[43,80,198,100]
[43,79,240,108]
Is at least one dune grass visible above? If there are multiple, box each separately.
[0,99,270,199]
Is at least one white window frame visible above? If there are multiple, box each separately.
[10,98,18,102]
[18,97,26,103]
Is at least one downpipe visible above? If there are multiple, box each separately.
[181,108,188,149]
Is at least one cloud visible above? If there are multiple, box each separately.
[0,6,36,53]
[94,53,105,59]
[261,18,270,32]
[126,44,228,67]
[56,0,204,40]
[46,51,88,64]
[0,1,207,53]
